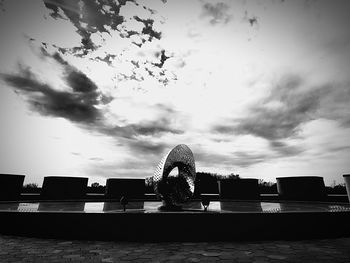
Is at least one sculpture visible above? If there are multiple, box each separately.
[153,144,196,210]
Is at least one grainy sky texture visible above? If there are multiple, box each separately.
[0,0,350,185]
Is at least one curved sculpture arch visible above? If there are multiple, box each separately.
[153,144,196,208]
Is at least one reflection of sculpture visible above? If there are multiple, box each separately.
[153,144,196,210]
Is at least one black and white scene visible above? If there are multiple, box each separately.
[0,0,350,262]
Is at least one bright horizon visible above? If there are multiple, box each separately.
[1,0,350,186]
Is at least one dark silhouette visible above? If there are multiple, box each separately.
[120,196,128,211]
[326,183,346,194]
[22,183,39,193]
[201,196,210,211]
[88,182,105,194]
[258,180,277,194]
[105,178,145,199]
[0,174,25,200]
[41,176,88,200]
[194,172,219,195]
[218,178,259,200]
[153,144,196,210]
[145,176,155,193]
[277,176,327,201]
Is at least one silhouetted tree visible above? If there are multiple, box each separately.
[258,180,277,194]
[88,182,105,194]
[327,183,346,194]
[23,183,38,188]
[91,182,100,188]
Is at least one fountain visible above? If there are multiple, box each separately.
[153,144,196,211]
[0,146,350,241]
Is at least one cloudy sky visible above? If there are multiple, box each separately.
[0,0,349,186]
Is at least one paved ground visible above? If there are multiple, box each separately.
[0,235,350,262]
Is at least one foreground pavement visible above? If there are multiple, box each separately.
[0,234,349,262]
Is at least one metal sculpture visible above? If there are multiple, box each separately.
[153,144,196,210]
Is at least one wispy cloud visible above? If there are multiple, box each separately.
[200,1,232,25]
[243,11,258,27]
[195,148,268,169]
[128,139,169,156]
[212,74,350,158]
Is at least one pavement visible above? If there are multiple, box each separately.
[0,234,349,262]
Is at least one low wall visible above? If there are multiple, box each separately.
[277,176,327,201]
[195,178,219,195]
[41,176,88,200]
[218,179,259,200]
[105,178,145,199]
[0,174,25,200]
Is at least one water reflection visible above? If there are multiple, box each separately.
[261,202,281,213]
[0,202,20,211]
[278,202,327,212]
[143,201,161,212]
[38,202,85,212]
[0,201,349,213]
[221,201,262,212]
[327,205,350,212]
[84,202,105,213]
[103,201,144,212]
[17,203,39,212]
[182,201,202,210]
[204,201,221,212]
[142,201,221,212]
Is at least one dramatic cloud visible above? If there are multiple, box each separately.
[48,52,101,94]
[2,66,104,124]
[1,46,183,161]
[212,74,350,157]
[153,50,171,68]
[40,0,175,85]
[44,0,162,52]
[44,0,126,53]
[234,79,323,140]
[1,0,350,184]
[2,65,183,139]
[133,15,162,41]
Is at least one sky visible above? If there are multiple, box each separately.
[0,0,350,186]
